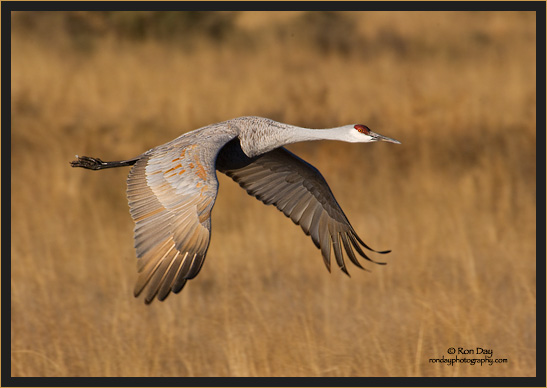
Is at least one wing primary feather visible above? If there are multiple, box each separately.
[340,233,370,272]
[156,252,182,301]
[136,238,173,272]
[289,196,313,224]
[174,252,194,287]
[278,188,307,216]
[144,253,176,304]
[330,228,349,277]
[134,226,172,258]
[348,233,387,265]
[134,243,175,297]
[184,253,202,280]
[172,279,187,294]
[185,233,209,279]
[319,213,332,272]
[172,252,191,293]
[349,226,391,254]
[308,205,324,249]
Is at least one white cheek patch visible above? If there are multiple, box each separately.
[351,131,372,142]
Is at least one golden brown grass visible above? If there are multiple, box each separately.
[10,11,536,377]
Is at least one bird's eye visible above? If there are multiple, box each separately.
[354,124,370,135]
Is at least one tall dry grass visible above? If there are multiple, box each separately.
[10,11,536,377]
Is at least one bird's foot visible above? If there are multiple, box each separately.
[70,156,108,170]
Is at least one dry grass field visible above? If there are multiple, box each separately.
[10,11,537,377]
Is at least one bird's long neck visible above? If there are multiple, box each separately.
[238,117,347,158]
[283,125,347,142]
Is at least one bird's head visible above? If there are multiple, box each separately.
[347,124,401,144]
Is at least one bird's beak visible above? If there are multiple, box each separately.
[370,131,401,144]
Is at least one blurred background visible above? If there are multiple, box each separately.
[11,11,536,377]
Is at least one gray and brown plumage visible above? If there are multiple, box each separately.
[71,116,400,303]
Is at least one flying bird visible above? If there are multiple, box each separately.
[71,116,400,303]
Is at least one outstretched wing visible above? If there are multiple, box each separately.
[217,140,390,275]
[127,143,219,303]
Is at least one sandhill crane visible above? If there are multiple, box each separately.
[71,116,400,303]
